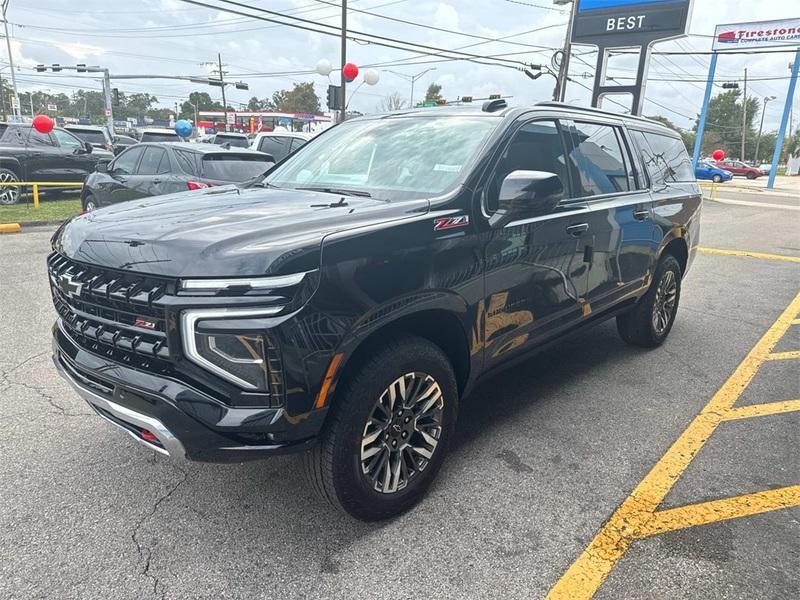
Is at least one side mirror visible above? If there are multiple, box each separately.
[490,170,564,227]
[82,141,94,154]
[112,136,119,143]
[96,162,108,173]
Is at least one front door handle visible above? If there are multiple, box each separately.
[633,208,650,221]
[566,223,589,237]
[152,178,162,184]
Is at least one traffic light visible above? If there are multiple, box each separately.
[112,88,120,107]
[51,64,62,72]
[35,64,46,72]
[489,93,501,100]
[235,81,249,90]
[76,63,87,73]
[722,82,740,89]
[460,96,473,103]
[327,84,343,110]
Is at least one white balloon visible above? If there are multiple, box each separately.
[364,69,380,86]
[316,59,332,76]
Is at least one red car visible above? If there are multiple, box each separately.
[715,160,762,179]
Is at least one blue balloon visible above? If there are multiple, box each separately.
[175,119,193,138]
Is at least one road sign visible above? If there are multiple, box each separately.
[712,18,800,52]
[226,112,235,124]
[104,108,112,117]
[47,104,57,111]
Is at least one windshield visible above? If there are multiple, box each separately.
[202,154,275,181]
[264,116,498,200]
[68,130,107,144]
[141,133,180,143]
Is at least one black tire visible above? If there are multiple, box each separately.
[0,168,21,205]
[303,335,458,521]
[746,172,757,180]
[712,174,723,183]
[83,193,98,212]
[617,254,682,348]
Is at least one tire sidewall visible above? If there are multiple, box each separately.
[83,194,97,212]
[648,256,682,344]
[330,339,458,518]
[712,174,722,183]
[0,168,20,205]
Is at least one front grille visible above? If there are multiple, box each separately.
[48,253,173,374]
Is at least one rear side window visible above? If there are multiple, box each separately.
[637,131,694,184]
[137,147,169,175]
[258,136,290,161]
[141,132,179,143]
[173,149,200,176]
[563,122,631,197]
[201,154,274,182]
[289,138,307,152]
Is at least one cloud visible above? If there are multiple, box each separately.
[58,42,107,60]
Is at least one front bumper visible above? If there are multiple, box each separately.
[52,322,322,462]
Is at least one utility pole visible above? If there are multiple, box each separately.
[741,68,748,161]
[102,68,114,133]
[754,96,776,163]
[554,0,576,102]
[340,0,347,123]
[217,53,228,131]
[1,0,20,120]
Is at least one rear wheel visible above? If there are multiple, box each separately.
[0,168,21,205]
[617,254,682,348]
[746,172,757,180]
[303,336,458,521]
[712,174,723,183]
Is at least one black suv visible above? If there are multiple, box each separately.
[49,102,701,520]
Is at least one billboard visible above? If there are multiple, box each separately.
[572,0,693,47]
[713,18,800,52]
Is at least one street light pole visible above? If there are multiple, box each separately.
[218,53,228,131]
[386,68,436,107]
[340,0,347,123]
[741,67,748,161]
[753,96,776,163]
[553,0,576,102]
[1,0,20,120]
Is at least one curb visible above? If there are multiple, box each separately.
[0,223,21,234]
[18,219,66,227]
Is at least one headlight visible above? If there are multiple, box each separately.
[181,307,282,390]
[179,272,310,294]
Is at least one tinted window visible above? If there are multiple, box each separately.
[488,120,569,211]
[289,138,307,152]
[201,155,274,181]
[140,132,180,143]
[174,149,200,176]
[258,136,291,161]
[137,147,169,175]
[112,146,144,175]
[28,130,55,146]
[52,129,84,150]
[214,135,249,148]
[67,129,107,144]
[564,122,630,197]
[638,131,694,184]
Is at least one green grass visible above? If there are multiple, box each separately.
[0,198,82,224]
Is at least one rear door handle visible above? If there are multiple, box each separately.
[566,223,589,237]
[152,178,162,184]
[633,208,650,221]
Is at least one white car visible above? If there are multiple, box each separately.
[249,131,310,162]
[758,163,772,175]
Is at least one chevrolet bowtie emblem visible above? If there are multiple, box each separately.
[57,273,83,299]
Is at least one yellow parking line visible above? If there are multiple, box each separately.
[724,399,800,421]
[546,293,800,600]
[766,350,800,361]
[641,486,800,537]
[697,247,800,263]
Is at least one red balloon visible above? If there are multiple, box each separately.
[712,149,725,161]
[32,114,54,134]
[342,62,359,82]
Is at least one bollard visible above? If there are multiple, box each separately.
[33,183,39,209]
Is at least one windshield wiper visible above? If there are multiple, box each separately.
[297,186,371,198]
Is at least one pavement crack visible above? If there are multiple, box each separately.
[5,351,49,376]
[5,379,93,418]
[131,466,189,600]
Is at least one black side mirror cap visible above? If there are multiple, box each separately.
[95,162,108,173]
[490,170,564,227]
[83,141,94,154]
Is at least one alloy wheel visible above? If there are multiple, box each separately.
[0,171,20,205]
[360,372,444,494]
[652,270,678,335]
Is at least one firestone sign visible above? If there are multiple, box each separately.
[572,0,693,47]
[713,18,800,51]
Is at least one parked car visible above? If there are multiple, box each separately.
[112,134,138,155]
[139,128,183,143]
[50,102,700,520]
[64,125,114,153]
[695,161,733,183]
[80,142,275,211]
[210,132,250,148]
[0,122,112,205]
[715,159,762,179]
[250,131,310,162]
[758,163,772,175]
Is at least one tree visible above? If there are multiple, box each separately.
[424,83,443,103]
[178,91,224,120]
[271,82,320,113]
[380,92,407,112]
[693,89,760,160]
[246,96,275,111]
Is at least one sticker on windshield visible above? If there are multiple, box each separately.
[434,215,469,231]
[433,164,462,173]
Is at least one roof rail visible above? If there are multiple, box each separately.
[482,99,508,113]
[534,101,654,123]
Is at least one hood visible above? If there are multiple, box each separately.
[54,186,428,277]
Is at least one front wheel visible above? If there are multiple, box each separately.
[617,254,682,348]
[746,172,757,180]
[0,168,21,205]
[83,194,98,212]
[303,336,458,521]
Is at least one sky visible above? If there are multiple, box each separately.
[3,0,798,133]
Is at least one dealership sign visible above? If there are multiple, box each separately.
[572,0,693,47]
[713,18,800,51]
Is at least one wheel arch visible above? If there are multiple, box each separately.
[659,236,689,277]
[0,158,23,179]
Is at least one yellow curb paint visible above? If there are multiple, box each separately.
[697,247,800,263]
[766,350,800,361]
[0,223,21,234]
[723,400,800,421]
[546,293,800,600]
[641,486,800,537]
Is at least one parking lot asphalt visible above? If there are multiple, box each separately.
[1,197,798,600]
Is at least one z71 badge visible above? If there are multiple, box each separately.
[433,215,470,231]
